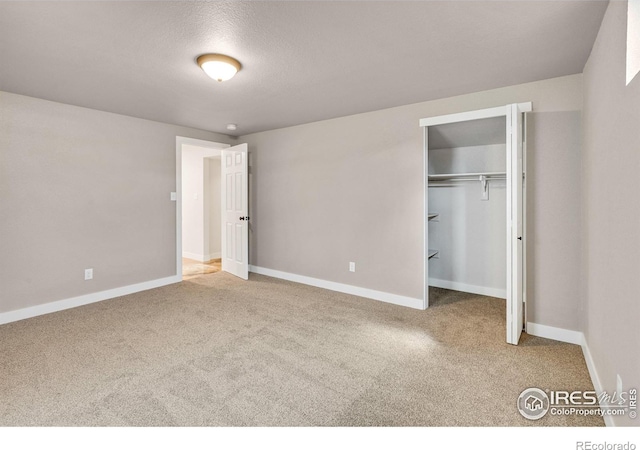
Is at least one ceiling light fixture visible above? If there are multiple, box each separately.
[226,124,238,131]
[197,54,242,82]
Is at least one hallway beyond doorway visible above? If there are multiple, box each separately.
[182,257,221,280]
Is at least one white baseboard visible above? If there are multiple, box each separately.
[429,278,506,299]
[182,251,203,261]
[526,322,613,426]
[580,336,614,427]
[526,322,583,345]
[183,251,205,262]
[182,252,221,262]
[249,265,424,310]
[0,275,181,326]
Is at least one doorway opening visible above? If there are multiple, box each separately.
[176,137,250,281]
[420,103,530,345]
[176,137,228,280]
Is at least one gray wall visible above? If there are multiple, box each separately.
[0,91,234,314]
[582,1,640,425]
[526,110,583,329]
[241,74,583,331]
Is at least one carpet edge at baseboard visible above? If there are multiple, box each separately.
[0,275,181,326]
[249,265,425,310]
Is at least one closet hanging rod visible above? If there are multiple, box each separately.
[428,177,506,184]
[428,171,506,180]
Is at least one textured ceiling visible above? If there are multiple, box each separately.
[0,1,608,136]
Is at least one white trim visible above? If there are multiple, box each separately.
[182,251,204,261]
[249,265,424,310]
[176,136,229,150]
[581,336,614,427]
[429,278,507,299]
[518,101,533,113]
[0,275,181,326]
[419,105,508,127]
[526,322,583,345]
[182,252,221,262]
[176,141,182,279]
[419,102,531,127]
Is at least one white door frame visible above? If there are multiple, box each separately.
[420,102,531,343]
[175,136,230,279]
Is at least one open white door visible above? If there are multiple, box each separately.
[506,104,525,344]
[221,143,249,280]
[423,126,430,309]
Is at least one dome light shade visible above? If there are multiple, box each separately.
[197,54,242,82]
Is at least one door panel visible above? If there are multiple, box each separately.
[424,126,430,309]
[221,143,249,280]
[507,104,524,345]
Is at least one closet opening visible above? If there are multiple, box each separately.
[420,103,531,345]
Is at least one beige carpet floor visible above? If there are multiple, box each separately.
[0,272,602,426]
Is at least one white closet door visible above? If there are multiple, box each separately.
[506,104,524,345]
[423,126,430,309]
[221,143,249,280]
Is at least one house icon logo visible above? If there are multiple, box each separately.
[526,395,544,411]
[518,388,550,420]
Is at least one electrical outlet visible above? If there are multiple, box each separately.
[170,192,177,201]
[84,268,93,280]
[349,262,356,272]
